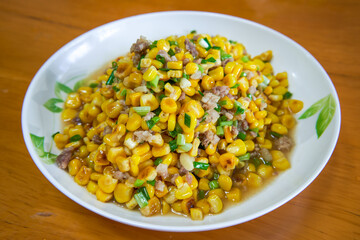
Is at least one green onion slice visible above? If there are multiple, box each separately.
[154,158,163,166]
[146,116,160,130]
[134,192,148,208]
[134,179,145,187]
[177,143,193,152]
[133,106,151,116]
[69,134,81,142]
[184,113,191,128]
[238,153,250,161]
[147,180,156,186]
[241,55,250,63]
[209,180,219,190]
[106,69,116,85]
[237,131,246,140]
[216,126,224,136]
[177,134,186,146]
[193,162,209,170]
[219,121,233,126]
[169,140,178,152]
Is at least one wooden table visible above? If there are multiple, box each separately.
[1,0,359,239]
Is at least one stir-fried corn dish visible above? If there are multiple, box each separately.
[54,31,304,220]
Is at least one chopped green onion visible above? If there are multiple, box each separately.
[198,90,204,96]
[216,126,224,136]
[183,73,190,79]
[133,106,151,116]
[147,180,156,186]
[238,153,250,161]
[197,64,204,74]
[159,94,166,100]
[168,40,178,46]
[190,30,197,34]
[219,121,233,126]
[69,134,81,142]
[177,143,192,152]
[264,160,272,166]
[156,55,166,64]
[213,173,220,180]
[193,162,209,170]
[235,106,245,115]
[201,57,216,64]
[106,69,116,85]
[237,131,246,140]
[214,104,221,112]
[231,83,240,89]
[212,46,221,50]
[219,115,227,122]
[233,120,238,127]
[159,68,170,71]
[229,40,237,44]
[51,132,60,139]
[263,75,270,85]
[177,134,186,146]
[242,56,250,63]
[137,55,145,70]
[138,186,150,200]
[199,38,210,50]
[220,49,232,61]
[146,116,160,130]
[89,83,98,88]
[153,107,162,116]
[252,158,262,168]
[219,100,227,106]
[198,190,205,200]
[154,158,163,166]
[112,86,120,92]
[251,128,259,134]
[169,140,178,152]
[203,38,212,50]
[112,61,118,69]
[134,179,145,187]
[148,75,160,88]
[209,180,219,190]
[134,192,148,208]
[120,89,127,97]
[247,93,253,100]
[175,123,183,133]
[200,112,208,123]
[240,72,247,78]
[168,130,178,138]
[283,91,293,99]
[184,113,191,128]
[149,40,158,49]
[168,48,175,57]
[270,131,282,138]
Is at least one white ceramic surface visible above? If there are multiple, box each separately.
[21,11,341,232]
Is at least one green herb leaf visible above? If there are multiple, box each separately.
[168,130,178,138]
[69,134,82,142]
[201,57,216,64]
[316,94,336,138]
[30,133,45,157]
[184,113,191,128]
[55,82,73,99]
[42,152,57,164]
[168,40,178,46]
[43,98,63,113]
[299,96,328,119]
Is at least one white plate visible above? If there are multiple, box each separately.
[22,11,341,232]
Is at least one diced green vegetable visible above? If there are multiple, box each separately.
[238,153,250,161]
[154,158,163,166]
[241,56,250,63]
[134,192,148,208]
[198,190,205,200]
[147,180,156,186]
[216,126,224,136]
[69,134,81,142]
[146,116,160,130]
[184,113,191,128]
[213,172,220,180]
[177,143,193,152]
[237,131,246,140]
[138,187,150,200]
[283,91,293,99]
[106,69,116,85]
[209,180,219,190]
[134,179,145,187]
[133,106,151,116]
[156,55,166,64]
[177,134,186,146]
[169,140,178,152]
[219,121,233,126]
[193,162,209,170]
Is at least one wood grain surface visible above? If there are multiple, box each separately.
[1,0,359,239]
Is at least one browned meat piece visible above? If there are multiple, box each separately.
[72,117,82,125]
[211,86,230,98]
[184,38,198,57]
[178,166,188,176]
[143,112,155,121]
[92,134,103,144]
[103,126,112,136]
[201,92,220,110]
[260,148,272,161]
[190,71,202,80]
[156,163,169,179]
[178,91,186,101]
[175,46,181,53]
[155,180,166,191]
[231,125,239,137]
[260,102,268,111]
[274,136,293,152]
[185,172,193,184]
[183,58,190,66]
[170,173,179,185]
[221,110,233,120]
[130,36,150,65]
[199,130,220,148]
[249,131,258,138]
[193,34,201,41]
[240,120,249,131]
[193,58,202,64]
[113,171,129,181]
[248,86,257,95]
[204,109,220,124]
[244,70,255,80]
[56,146,74,169]
[157,50,172,62]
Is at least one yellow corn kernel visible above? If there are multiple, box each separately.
[226,188,242,202]
[138,159,154,171]
[269,94,283,102]
[143,66,158,82]
[114,183,134,203]
[224,126,233,143]
[226,139,247,156]
[247,172,263,187]
[189,138,200,157]
[86,181,98,194]
[209,188,225,199]
[267,112,280,123]
[201,75,215,91]
[139,151,153,163]
[195,199,209,215]
[54,133,69,149]
[205,143,217,155]
[245,111,256,124]
[182,86,195,96]
[273,86,287,95]
[167,61,183,70]
[138,166,157,181]
[222,73,236,88]
[68,159,82,176]
[126,113,142,131]
[185,62,198,75]
[260,139,272,149]
[129,92,142,106]
[255,110,267,119]
[61,108,78,122]
[257,164,274,178]
[96,189,113,202]
[280,79,289,87]
[221,96,234,110]
[281,114,296,129]
[249,101,259,113]
[140,93,159,111]
[167,113,176,131]
[140,58,152,68]
[162,200,171,215]
[96,112,107,123]
[218,152,237,171]
[183,173,198,190]
[289,99,304,113]
[74,166,92,186]
[167,70,183,78]
[157,39,170,51]
[123,132,139,150]
[207,194,223,214]
[129,155,141,177]
[271,123,288,135]
[178,112,197,133]
[171,201,183,213]
[151,59,163,69]
[224,62,236,74]
[152,143,170,157]
[276,72,287,80]
[79,145,89,158]
[161,97,177,113]
[107,147,125,164]
[158,111,169,123]
[218,175,232,191]
[208,67,224,81]
[198,178,210,191]
[140,196,161,217]
[65,93,81,109]
[184,131,194,143]
[98,175,118,193]
[271,150,291,170]
[217,139,227,152]
[175,175,184,188]
[175,183,193,200]
[190,208,203,220]
[155,183,169,198]
[146,47,159,59]
[180,198,196,215]
[90,172,102,181]
[125,196,138,210]
[247,163,256,172]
